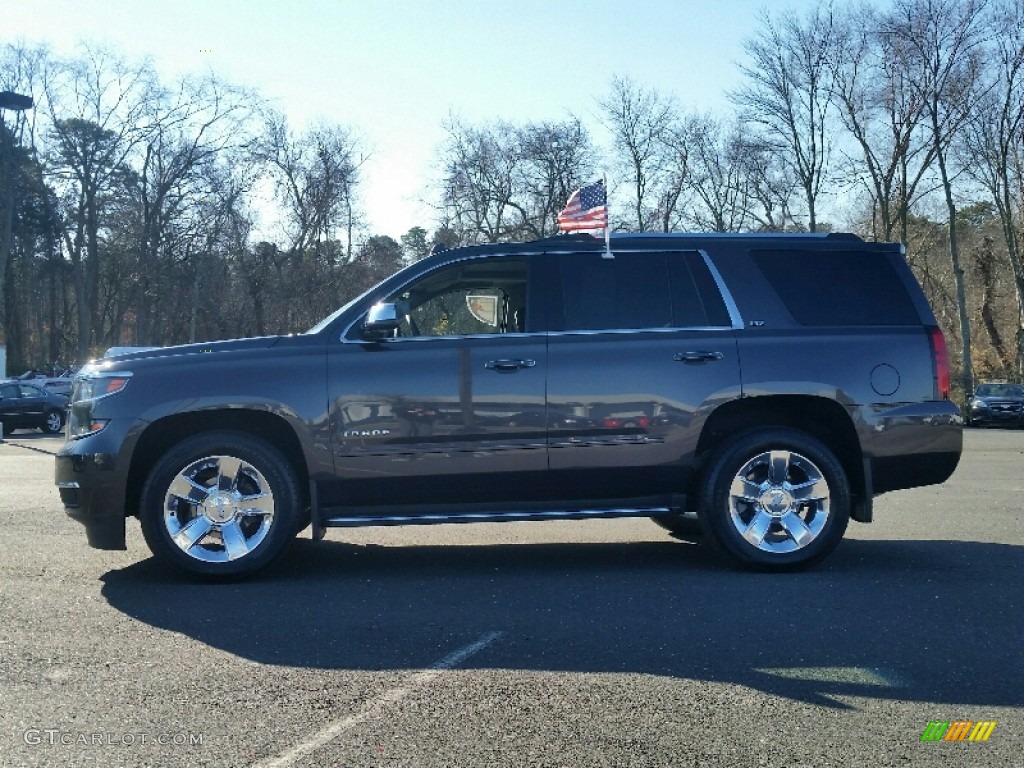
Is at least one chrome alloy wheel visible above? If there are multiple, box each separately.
[727,449,831,555]
[162,454,276,563]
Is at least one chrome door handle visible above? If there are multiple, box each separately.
[485,359,536,372]
[673,351,724,364]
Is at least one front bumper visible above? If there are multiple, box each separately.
[55,437,130,550]
[970,406,1024,427]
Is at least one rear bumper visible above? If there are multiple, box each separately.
[55,444,128,550]
[858,400,963,494]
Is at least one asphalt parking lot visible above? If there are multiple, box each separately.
[0,428,1022,768]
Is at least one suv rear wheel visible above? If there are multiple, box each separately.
[699,428,850,570]
[139,431,300,579]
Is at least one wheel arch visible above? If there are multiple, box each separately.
[694,395,865,507]
[125,409,311,518]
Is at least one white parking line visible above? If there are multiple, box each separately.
[256,631,504,768]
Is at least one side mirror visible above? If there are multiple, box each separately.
[361,302,401,339]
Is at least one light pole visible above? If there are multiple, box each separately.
[0,91,34,367]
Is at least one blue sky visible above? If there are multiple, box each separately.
[7,0,824,238]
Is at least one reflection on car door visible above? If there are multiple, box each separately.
[323,255,548,510]
[544,249,742,501]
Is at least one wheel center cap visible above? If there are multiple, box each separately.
[202,492,238,523]
[760,488,794,517]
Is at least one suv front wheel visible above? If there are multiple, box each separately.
[699,428,850,570]
[139,431,300,579]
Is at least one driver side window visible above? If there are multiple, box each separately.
[388,259,528,338]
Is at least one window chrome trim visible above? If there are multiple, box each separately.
[341,325,735,344]
[546,326,734,337]
[341,331,545,344]
[699,249,744,330]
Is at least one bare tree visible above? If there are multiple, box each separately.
[0,42,49,367]
[830,1,936,241]
[599,76,675,231]
[42,44,160,360]
[884,0,989,397]
[510,119,595,237]
[258,113,365,260]
[127,74,259,344]
[958,0,1024,375]
[682,116,754,232]
[436,116,593,243]
[733,3,836,231]
[437,117,517,243]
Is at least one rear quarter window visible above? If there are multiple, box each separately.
[751,249,919,326]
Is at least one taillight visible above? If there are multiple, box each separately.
[928,326,950,400]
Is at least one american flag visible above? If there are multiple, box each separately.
[557,179,608,232]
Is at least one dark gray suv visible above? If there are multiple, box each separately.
[55,232,962,577]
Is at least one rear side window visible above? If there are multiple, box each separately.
[751,249,919,326]
[553,251,731,331]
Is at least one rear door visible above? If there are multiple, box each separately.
[543,248,742,501]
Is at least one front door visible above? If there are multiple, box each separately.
[324,255,548,509]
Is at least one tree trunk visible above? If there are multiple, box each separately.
[935,145,973,401]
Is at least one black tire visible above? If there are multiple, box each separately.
[650,514,703,539]
[42,409,65,434]
[139,430,301,579]
[698,428,850,571]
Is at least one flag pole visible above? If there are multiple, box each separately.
[602,175,613,259]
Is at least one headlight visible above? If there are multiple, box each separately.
[72,373,132,403]
[68,371,132,439]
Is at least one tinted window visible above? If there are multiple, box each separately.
[751,249,919,326]
[386,259,528,337]
[554,251,730,331]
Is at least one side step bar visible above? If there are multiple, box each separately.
[321,506,673,528]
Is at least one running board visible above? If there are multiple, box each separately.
[321,506,673,528]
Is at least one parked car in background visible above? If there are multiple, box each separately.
[14,368,76,397]
[968,382,1024,428]
[0,380,68,435]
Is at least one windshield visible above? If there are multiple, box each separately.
[304,260,427,335]
[976,383,1024,397]
[304,292,369,335]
